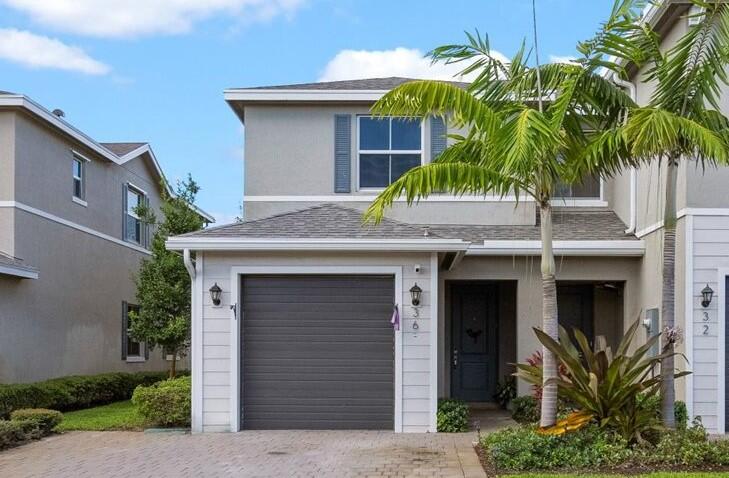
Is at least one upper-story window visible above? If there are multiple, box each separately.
[125,186,145,244]
[358,116,422,189]
[72,155,86,200]
[555,175,601,199]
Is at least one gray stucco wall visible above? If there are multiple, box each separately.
[0,111,173,383]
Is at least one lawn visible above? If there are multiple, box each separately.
[55,400,144,432]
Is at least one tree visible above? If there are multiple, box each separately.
[585,0,729,427]
[129,175,205,378]
[363,28,637,427]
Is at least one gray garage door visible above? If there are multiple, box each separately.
[241,274,395,430]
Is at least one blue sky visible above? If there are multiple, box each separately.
[0,0,616,223]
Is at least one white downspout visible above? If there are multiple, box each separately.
[183,248,195,279]
[612,73,637,234]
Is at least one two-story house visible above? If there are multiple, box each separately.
[168,1,729,435]
[0,91,213,383]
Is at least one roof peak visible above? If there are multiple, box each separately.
[234,77,470,91]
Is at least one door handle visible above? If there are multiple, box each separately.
[452,349,458,368]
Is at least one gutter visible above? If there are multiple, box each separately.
[611,73,638,234]
[167,237,470,253]
[183,249,195,279]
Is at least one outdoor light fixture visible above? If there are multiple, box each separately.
[209,282,222,307]
[410,283,422,307]
[701,284,714,308]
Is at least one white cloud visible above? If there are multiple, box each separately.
[549,55,579,65]
[1,0,306,38]
[0,28,110,74]
[318,47,508,83]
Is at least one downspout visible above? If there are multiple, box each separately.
[612,73,637,234]
[183,248,196,279]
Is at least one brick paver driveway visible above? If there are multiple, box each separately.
[0,430,486,478]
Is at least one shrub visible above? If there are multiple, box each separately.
[10,409,63,434]
[436,399,469,433]
[511,396,539,424]
[493,376,516,409]
[637,393,688,429]
[482,424,631,472]
[132,376,191,427]
[0,420,41,450]
[0,371,183,418]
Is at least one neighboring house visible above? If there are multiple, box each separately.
[167,1,729,435]
[0,92,214,383]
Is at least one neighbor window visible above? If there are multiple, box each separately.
[125,187,144,244]
[555,175,601,199]
[123,302,145,361]
[358,116,422,189]
[72,156,85,200]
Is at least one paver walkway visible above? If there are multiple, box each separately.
[0,430,486,478]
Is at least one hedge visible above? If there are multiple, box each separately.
[132,376,191,427]
[0,371,184,418]
[0,420,42,450]
[10,409,63,434]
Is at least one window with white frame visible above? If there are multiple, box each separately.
[72,156,85,200]
[555,175,601,199]
[123,302,145,361]
[358,116,422,189]
[125,187,144,244]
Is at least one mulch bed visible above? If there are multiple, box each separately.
[474,444,729,476]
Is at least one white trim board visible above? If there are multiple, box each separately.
[227,265,404,433]
[636,208,729,239]
[0,201,151,255]
[167,237,469,252]
[429,253,438,433]
[0,264,38,279]
[685,214,694,422]
[469,240,645,257]
[191,253,204,433]
[224,89,389,103]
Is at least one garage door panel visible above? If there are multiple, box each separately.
[241,274,395,430]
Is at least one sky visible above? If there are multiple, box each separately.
[0,0,617,224]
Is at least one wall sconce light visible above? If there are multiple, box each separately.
[209,282,222,307]
[409,283,422,307]
[701,284,714,308]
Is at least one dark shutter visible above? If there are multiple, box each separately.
[334,114,352,193]
[122,183,129,241]
[430,116,447,161]
[121,301,128,360]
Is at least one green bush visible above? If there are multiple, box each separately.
[437,399,469,433]
[0,420,41,450]
[636,394,688,429]
[511,396,539,424]
[493,376,516,409]
[132,376,191,427]
[0,371,183,418]
[10,409,63,434]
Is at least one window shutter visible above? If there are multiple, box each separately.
[121,301,128,360]
[430,116,447,161]
[334,114,352,193]
[122,183,129,241]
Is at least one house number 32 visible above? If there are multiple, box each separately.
[703,325,710,335]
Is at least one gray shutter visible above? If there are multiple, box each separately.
[122,183,129,241]
[430,116,447,161]
[121,301,128,360]
[334,114,352,193]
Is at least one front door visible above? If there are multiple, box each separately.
[451,283,498,402]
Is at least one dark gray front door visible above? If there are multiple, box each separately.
[241,274,394,430]
[557,284,595,346]
[451,283,498,402]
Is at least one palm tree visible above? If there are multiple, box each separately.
[363,30,636,427]
[586,0,729,427]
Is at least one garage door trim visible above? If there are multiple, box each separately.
[228,265,404,432]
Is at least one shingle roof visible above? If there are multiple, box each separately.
[178,203,636,242]
[101,142,147,156]
[243,77,470,91]
[0,251,38,273]
[181,203,436,239]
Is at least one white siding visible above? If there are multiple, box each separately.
[195,251,436,433]
[689,214,729,433]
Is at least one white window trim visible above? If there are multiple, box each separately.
[72,155,86,201]
[356,115,424,192]
[227,265,404,433]
[72,196,88,207]
[125,185,146,245]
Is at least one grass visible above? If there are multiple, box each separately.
[55,400,145,432]
[511,475,729,477]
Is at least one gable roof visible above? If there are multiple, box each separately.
[243,77,470,91]
[101,142,148,156]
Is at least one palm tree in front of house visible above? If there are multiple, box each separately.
[585,0,729,427]
[363,27,638,427]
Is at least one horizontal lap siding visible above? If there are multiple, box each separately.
[198,252,434,432]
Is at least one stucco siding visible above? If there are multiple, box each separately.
[197,251,436,433]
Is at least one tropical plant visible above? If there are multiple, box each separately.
[584,0,729,426]
[130,175,205,378]
[363,27,637,426]
[494,376,517,409]
[524,350,570,401]
[516,320,689,443]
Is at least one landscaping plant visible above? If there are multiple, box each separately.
[0,420,42,450]
[130,176,205,378]
[493,376,516,409]
[132,376,191,428]
[516,320,689,443]
[436,399,469,433]
[10,409,63,434]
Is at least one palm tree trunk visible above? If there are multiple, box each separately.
[539,202,559,428]
[661,159,678,428]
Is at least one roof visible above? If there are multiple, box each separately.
[243,77,470,91]
[101,142,147,156]
[0,251,38,279]
[180,203,436,239]
[171,203,639,249]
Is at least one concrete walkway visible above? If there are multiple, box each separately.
[0,430,486,478]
